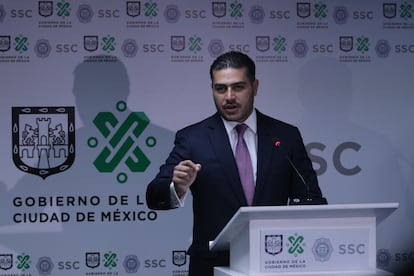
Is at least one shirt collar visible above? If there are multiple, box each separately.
[221,109,257,135]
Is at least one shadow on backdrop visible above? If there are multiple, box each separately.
[0,56,192,271]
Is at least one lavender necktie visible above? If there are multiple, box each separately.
[235,124,254,206]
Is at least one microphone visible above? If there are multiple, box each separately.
[273,138,327,206]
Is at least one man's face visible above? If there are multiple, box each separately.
[212,67,258,122]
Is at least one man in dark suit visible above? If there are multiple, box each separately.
[146,51,325,275]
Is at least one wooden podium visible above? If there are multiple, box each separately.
[209,203,398,276]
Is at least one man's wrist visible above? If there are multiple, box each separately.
[175,185,187,198]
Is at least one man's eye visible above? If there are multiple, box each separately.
[233,85,245,91]
[215,86,227,93]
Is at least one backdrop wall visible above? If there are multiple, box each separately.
[0,0,413,275]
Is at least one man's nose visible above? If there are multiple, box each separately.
[224,87,236,100]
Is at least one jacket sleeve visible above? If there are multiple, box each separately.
[146,129,191,210]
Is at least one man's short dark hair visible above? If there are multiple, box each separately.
[209,51,256,84]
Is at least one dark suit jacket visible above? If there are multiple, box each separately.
[146,109,323,258]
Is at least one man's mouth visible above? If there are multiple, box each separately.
[223,104,239,113]
[224,103,239,109]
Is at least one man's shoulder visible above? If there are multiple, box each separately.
[257,110,298,130]
[177,113,220,134]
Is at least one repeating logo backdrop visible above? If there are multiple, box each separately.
[0,0,413,275]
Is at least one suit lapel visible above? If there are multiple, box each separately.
[207,113,248,205]
[254,111,275,204]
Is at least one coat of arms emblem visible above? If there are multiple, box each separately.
[12,107,75,179]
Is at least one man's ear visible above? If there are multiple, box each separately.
[253,79,259,96]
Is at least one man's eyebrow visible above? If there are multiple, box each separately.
[213,81,247,87]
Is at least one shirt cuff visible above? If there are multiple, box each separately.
[169,182,187,207]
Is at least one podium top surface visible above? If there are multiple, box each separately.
[209,203,399,251]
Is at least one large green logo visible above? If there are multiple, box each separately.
[88,101,156,183]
